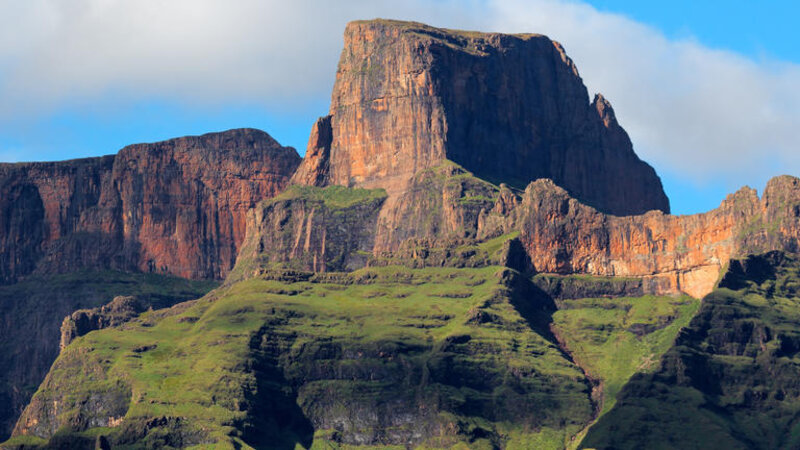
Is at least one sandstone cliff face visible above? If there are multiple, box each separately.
[294,19,669,216]
[0,129,301,283]
[254,164,800,299]
[0,156,115,285]
[509,176,800,298]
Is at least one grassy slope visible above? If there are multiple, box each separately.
[3,268,706,450]
[550,295,700,448]
[553,295,700,416]
[581,252,800,450]
[0,271,218,441]
[266,185,388,210]
[4,266,598,450]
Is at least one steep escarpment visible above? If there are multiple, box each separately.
[287,19,798,299]
[582,251,800,450]
[0,156,115,285]
[268,160,800,299]
[0,128,301,284]
[511,176,800,298]
[294,19,669,216]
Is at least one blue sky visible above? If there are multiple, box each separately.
[0,0,797,216]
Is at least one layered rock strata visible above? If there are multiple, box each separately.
[0,128,301,283]
[293,19,670,216]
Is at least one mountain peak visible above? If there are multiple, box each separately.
[297,19,669,216]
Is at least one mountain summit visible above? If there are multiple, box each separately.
[292,19,670,216]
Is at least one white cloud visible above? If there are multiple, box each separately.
[0,0,482,113]
[0,0,798,190]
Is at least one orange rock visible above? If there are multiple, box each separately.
[0,129,300,283]
[295,19,670,216]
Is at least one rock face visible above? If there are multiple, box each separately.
[0,128,301,283]
[0,156,115,285]
[510,176,800,298]
[259,156,800,299]
[293,19,669,216]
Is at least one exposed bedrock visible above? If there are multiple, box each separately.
[0,129,301,283]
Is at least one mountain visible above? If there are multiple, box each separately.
[2,18,800,450]
[0,129,300,439]
[0,128,301,283]
[582,251,800,450]
[292,19,670,216]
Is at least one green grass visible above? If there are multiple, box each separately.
[0,270,218,441]
[267,185,387,210]
[552,295,699,416]
[8,265,596,449]
[581,252,800,450]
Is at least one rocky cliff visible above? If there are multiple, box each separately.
[253,157,800,299]
[510,175,800,298]
[0,128,301,283]
[293,19,669,216]
[261,20,798,299]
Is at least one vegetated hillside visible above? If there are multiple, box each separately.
[0,271,217,441]
[3,260,702,450]
[581,251,800,450]
[7,265,589,449]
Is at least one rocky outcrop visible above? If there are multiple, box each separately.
[60,296,148,350]
[229,185,387,281]
[294,19,669,216]
[510,176,800,298]
[0,128,301,283]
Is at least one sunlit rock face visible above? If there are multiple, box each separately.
[0,128,301,283]
[293,19,670,217]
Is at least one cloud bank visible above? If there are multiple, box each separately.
[1,0,798,192]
